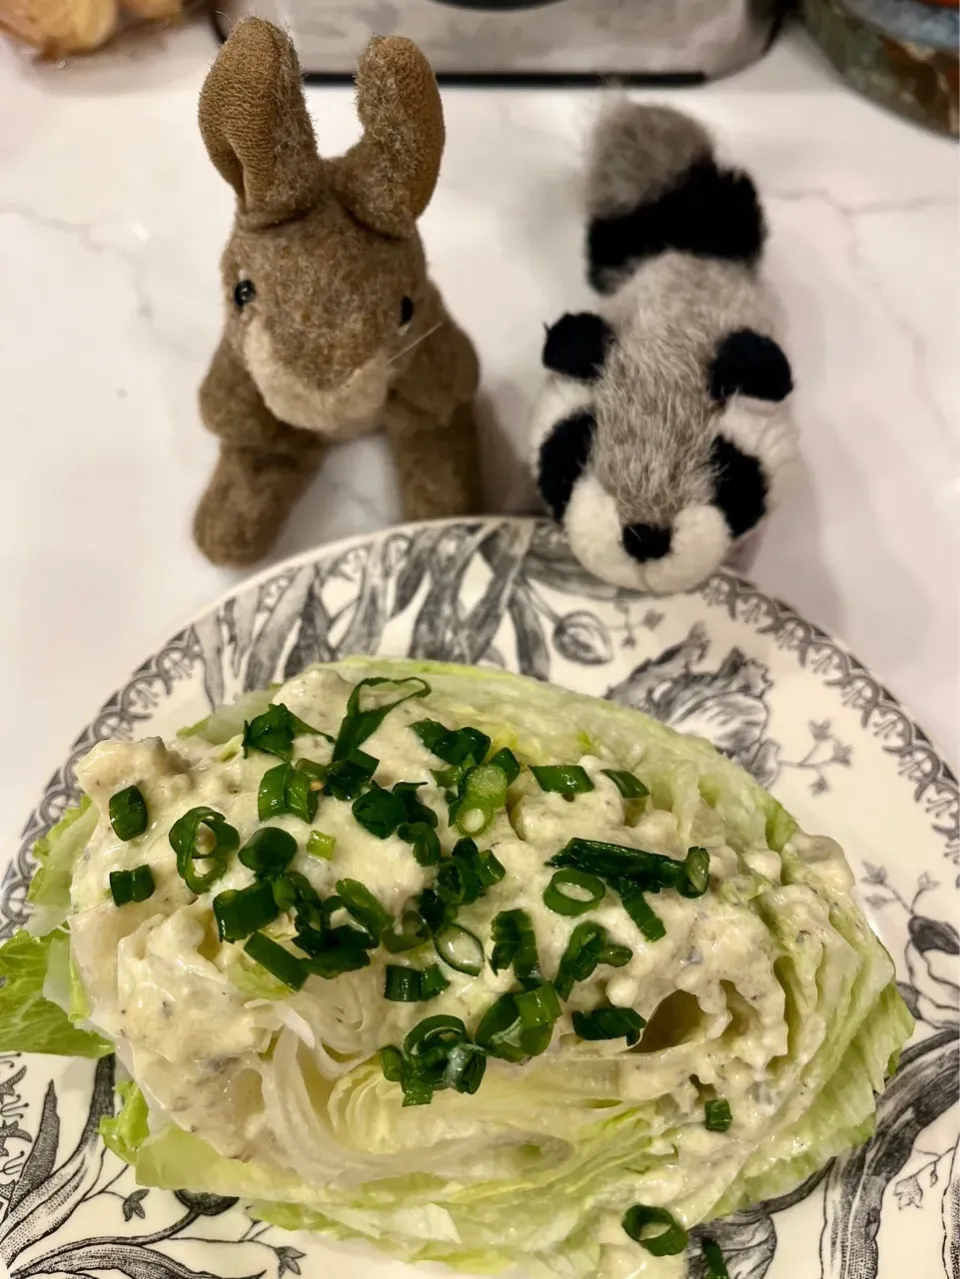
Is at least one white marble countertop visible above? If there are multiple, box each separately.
[0,18,956,844]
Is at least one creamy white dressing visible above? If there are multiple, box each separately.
[67,667,842,1275]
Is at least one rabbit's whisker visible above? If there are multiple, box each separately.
[388,320,445,366]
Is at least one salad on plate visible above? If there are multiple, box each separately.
[0,659,914,1278]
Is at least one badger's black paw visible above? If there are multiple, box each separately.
[537,410,597,521]
[709,329,793,405]
[542,313,614,382]
[710,437,767,538]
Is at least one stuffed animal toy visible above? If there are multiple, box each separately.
[529,103,796,595]
[194,18,481,567]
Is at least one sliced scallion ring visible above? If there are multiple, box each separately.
[243,931,307,991]
[108,786,148,841]
[384,965,423,1002]
[621,1205,688,1257]
[572,1006,645,1046]
[701,1238,731,1279]
[618,884,667,942]
[379,1045,404,1082]
[237,827,297,878]
[530,765,595,799]
[514,982,562,1029]
[601,769,649,799]
[352,784,407,839]
[443,1041,487,1094]
[382,908,431,954]
[242,702,330,760]
[213,880,279,942]
[704,1098,733,1132]
[335,878,392,939]
[398,821,441,867]
[434,923,484,975]
[108,864,155,906]
[487,747,520,785]
[169,806,238,895]
[543,869,606,917]
[306,831,336,860]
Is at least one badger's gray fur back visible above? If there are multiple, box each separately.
[529,101,796,595]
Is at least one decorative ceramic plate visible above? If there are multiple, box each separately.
[1,518,956,1279]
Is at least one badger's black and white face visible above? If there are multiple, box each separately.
[530,286,795,594]
[530,102,796,595]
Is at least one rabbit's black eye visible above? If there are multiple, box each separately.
[234,280,256,309]
[400,296,414,326]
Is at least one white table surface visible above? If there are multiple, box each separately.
[0,19,957,849]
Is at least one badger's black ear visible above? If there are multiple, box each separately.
[710,436,767,538]
[537,410,597,521]
[542,313,614,382]
[709,330,793,405]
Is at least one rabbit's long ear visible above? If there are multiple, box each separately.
[333,36,445,238]
[198,18,324,227]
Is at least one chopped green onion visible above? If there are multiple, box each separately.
[514,982,562,1029]
[489,909,541,986]
[572,1006,645,1046]
[384,963,450,1002]
[351,784,407,839]
[336,878,392,939]
[108,786,148,841]
[398,821,441,867]
[530,765,594,799]
[382,908,431,953]
[548,838,709,898]
[419,964,450,1000]
[701,1239,731,1279]
[169,806,238,895]
[400,1076,435,1107]
[617,884,667,942]
[271,872,323,931]
[403,1014,467,1061]
[238,827,297,878]
[436,839,504,908]
[379,1045,404,1082]
[243,932,307,991]
[242,702,330,760]
[333,677,430,762]
[417,888,452,936]
[704,1098,733,1132]
[108,865,155,906]
[306,831,336,860]
[214,880,279,942]
[384,965,423,1002]
[393,782,438,828]
[286,768,320,823]
[487,747,520,785]
[680,846,711,898]
[543,869,605,917]
[257,763,319,824]
[601,769,649,799]
[452,763,509,836]
[321,750,378,801]
[475,992,552,1062]
[621,1205,688,1257]
[443,1042,487,1094]
[434,924,485,975]
[295,758,327,782]
[302,944,371,979]
[409,719,448,754]
[413,721,491,767]
[554,921,629,1000]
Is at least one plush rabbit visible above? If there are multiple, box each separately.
[529,103,796,595]
[194,18,481,567]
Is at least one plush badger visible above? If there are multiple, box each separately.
[529,103,796,594]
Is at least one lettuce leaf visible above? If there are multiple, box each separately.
[0,929,111,1058]
[26,797,97,937]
